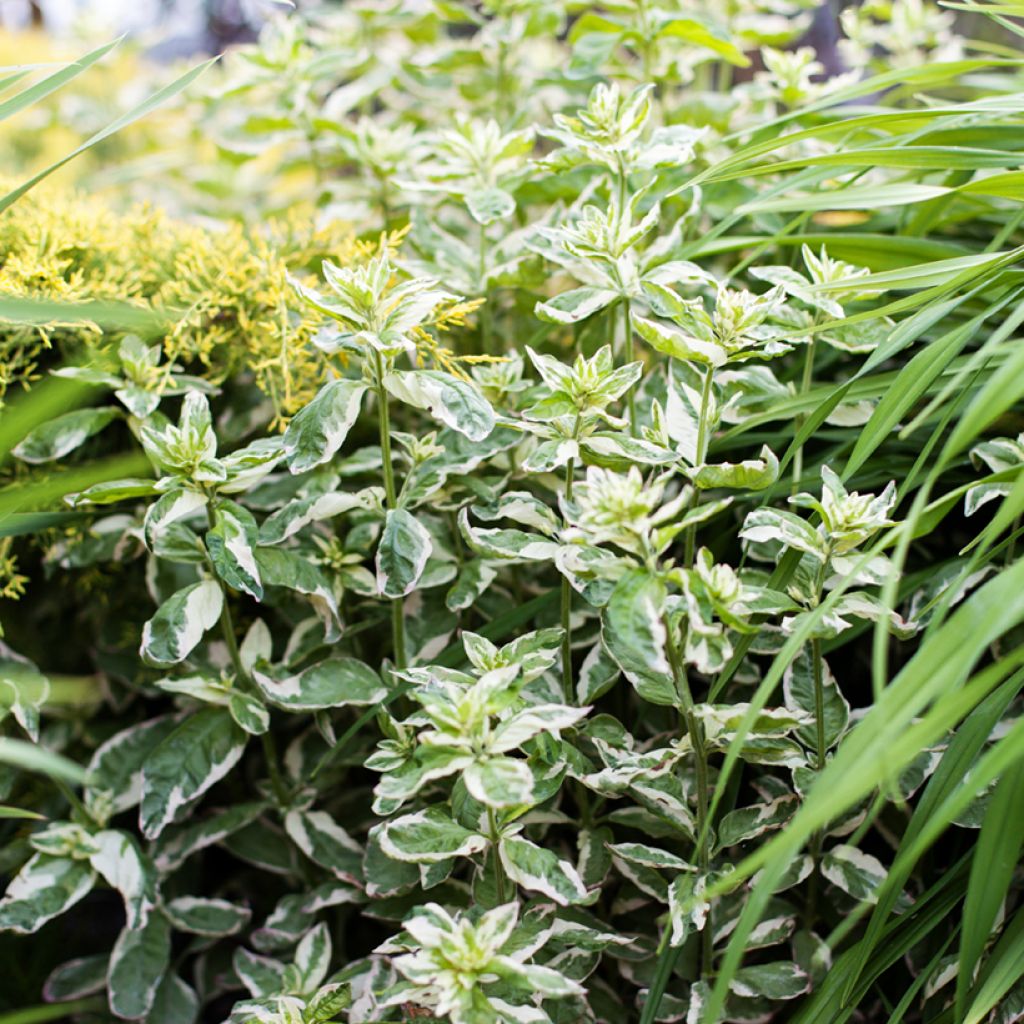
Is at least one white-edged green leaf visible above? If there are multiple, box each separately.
[740,508,827,562]
[234,947,286,999]
[464,756,535,808]
[86,715,183,815]
[147,973,199,1024]
[88,830,157,930]
[165,896,252,936]
[206,501,263,599]
[466,186,516,224]
[284,809,363,883]
[294,920,332,991]
[283,378,367,474]
[378,807,488,863]
[690,445,779,491]
[139,707,248,839]
[820,844,888,904]
[783,648,850,751]
[258,487,383,545]
[143,488,208,550]
[43,954,109,1001]
[490,704,590,753]
[12,407,118,463]
[668,873,710,947]
[140,580,223,668]
[384,370,495,441]
[253,656,385,711]
[229,691,270,735]
[602,569,677,706]
[729,961,809,1000]
[535,286,618,325]
[377,508,432,598]
[107,912,172,1020]
[458,508,559,561]
[499,833,588,905]
[0,853,95,934]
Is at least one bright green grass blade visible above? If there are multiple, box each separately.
[0,294,169,337]
[0,56,216,215]
[963,906,1024,1024]
[0,738,85,783]
[844,292,1016,476]
[845,682,1024,1003]
[700,559,1024,1022]
[956,759,1024,1019]
[0,37,119,123]
[713,145,1024,181]
[941,340,1024,461]
[791,854,971,1023]
[0,999,105,1024]
[0,806,45,820]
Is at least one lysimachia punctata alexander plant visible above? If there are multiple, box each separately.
[2,1,1024,1023]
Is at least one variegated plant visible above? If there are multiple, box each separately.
[2,3,1023,1024]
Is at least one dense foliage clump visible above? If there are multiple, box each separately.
[1,3,1024,1024]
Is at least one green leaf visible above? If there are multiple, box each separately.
[12,407,118,464]
[499,833,588,905]
[379,807,487,863]
[820,844,888,904]
[384,370,495,441]
[0,854,95,934]
[377,508,433,598]
[283,378,367,474]
[0,56,217,215]
[0,738,86,784]
[253,657,386,711]
[139,708,248,839]
[139,580,223,668]
[164,896,252,937]
[602,570,677,706]
[107,913,171,1020]
[464,756,535,808]
[0,38,120,124]
[206,501,262,599]
[284,809,363,883]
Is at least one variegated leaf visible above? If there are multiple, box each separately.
[499,834,588,905]
[377,508,432,598]
[140,580,223,668]
[140,708,248,839]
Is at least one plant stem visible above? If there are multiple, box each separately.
[663,614,713,977]
[684,363,715,567]
[487,807,507,903]
[560,456,576,704]
[623,300,638,437]
[204,503,289,807]
[54,778,88,822]
[373,350,407,671]
[805,559,829,929]
[560,416,582,703]
[479,221,492,355]
[811,637,826,772]
[791,338,817,494]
